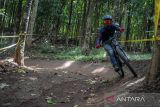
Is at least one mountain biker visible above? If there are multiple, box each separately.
[96,15,124,71]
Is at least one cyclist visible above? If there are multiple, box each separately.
[96,15,124,71]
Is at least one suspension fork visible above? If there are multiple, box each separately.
[111,45,123,67]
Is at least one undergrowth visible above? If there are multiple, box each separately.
[28,43,152,62]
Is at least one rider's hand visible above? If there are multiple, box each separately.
[120,27,125,32]
[96,44,101,49]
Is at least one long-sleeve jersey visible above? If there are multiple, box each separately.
[96,24,121,45]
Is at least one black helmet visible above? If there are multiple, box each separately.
[103,15,112,20]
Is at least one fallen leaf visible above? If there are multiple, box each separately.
[31,93,36,96]
[74,104,78,107]
[0,83,10,89]
[62,71,68,74]
[17,69,26,73]
[29,77,38,81]
[46,97,57,104]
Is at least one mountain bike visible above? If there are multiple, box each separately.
[107,35,137,78]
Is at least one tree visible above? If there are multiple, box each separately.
[14,0,33,66]
[0,0,154,52]
[82,0,96,55]
[0,0,7,35]
[65,0,73,46]
[14,0,23,34]
[125,4,132,50]
[26,0,39,47]
[146,0,160,84]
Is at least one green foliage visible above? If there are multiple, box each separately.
[0,9,5,16]
[0,0,154,57]
[31,44,152,62]
[0,41,9,48]
[128,53,152,60]
[1,0,154,39]
[31,43,105,62]
[46,97,57,105]
[22,0,27,7]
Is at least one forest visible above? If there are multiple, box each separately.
[0,0,160,107]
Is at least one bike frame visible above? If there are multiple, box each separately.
[109,37,129,64]
[108,36,137,77]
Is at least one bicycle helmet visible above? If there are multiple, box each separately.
[103,15,112,20]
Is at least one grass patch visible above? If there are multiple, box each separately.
[29,44,152,62]
[128,52,152,60]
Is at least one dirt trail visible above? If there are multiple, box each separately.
[25,59,118,80]
[0,59,149,107]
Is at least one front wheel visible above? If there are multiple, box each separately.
[115,57,124,78]
[117,48,137,77]
[117,67,124,78]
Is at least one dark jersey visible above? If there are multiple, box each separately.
[96,24,120,44]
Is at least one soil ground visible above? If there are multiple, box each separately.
[0,58,150,107]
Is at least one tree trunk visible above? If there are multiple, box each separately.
[146,24,160,84]
[82,0,96,55]
[146,0,160,84]
[145,1,154,52]
[65,0,73,46]
[125,5,131,51]
[14,0,33,66]
[26,0,39,47]
[12,0,23,44]
[80,0,87,47]
[1,0,7,36]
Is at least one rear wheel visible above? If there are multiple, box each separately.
[125,61,137,77]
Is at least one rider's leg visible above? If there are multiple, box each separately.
[104,44,119,71]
